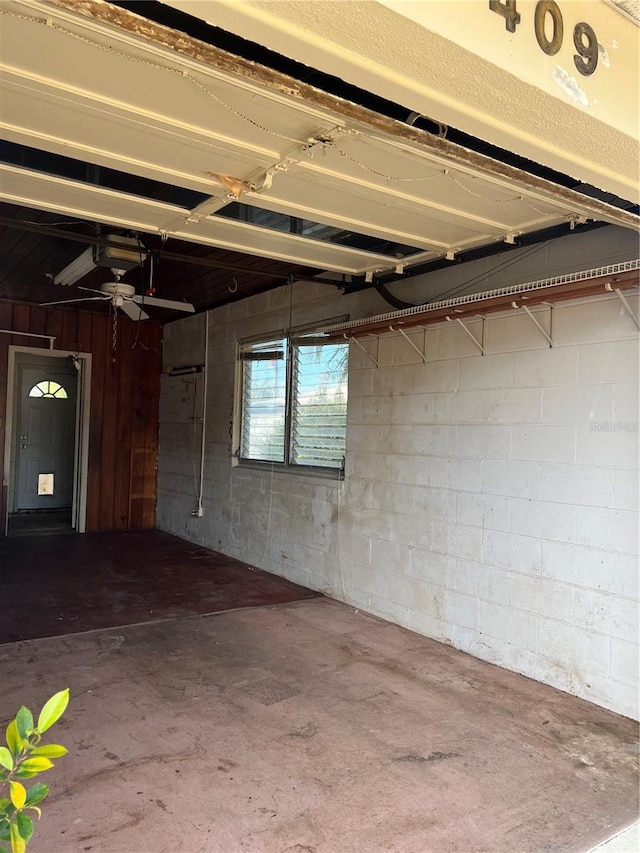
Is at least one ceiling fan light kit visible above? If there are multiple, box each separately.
[93,234,145,271]
[53,234,145,287]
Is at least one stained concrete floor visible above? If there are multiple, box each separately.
[2,597,638,853]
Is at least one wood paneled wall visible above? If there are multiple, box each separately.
[0,299,162,532]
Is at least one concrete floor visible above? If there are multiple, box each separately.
[2,597,637,853]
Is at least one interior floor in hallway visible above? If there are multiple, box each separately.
[0,528,318,642]
[7,509,73,537]
[1,597,637,853]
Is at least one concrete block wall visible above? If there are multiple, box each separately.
[158,272,639,719]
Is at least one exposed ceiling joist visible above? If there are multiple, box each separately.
[0,0,638,287]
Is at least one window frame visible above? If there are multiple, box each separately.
[235,328,348,477]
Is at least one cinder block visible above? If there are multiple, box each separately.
[579,339,640,384]
[477,600,537,649]
[440,458,483,492]
[456,492,510,532]
[542,385,614,425]
[510,498,576,544]
[488,310,551,354]
[575,424,638,468]
[509,574,573,623]
[513,347,578,387]
[456,425,511,460]
[368,593,410,628]
[576,673,639,721]
[407,610,446,641]
[575,506,639,555]
[389,512,433,550]
[540,463,613,508]
[458,351,514,390]
[537,617,610,676]
[347,367,374,398]
[340,557,388,599]
[553,293,637,347]
[362,395,393,424]
[428,321,484,361]
[409,424,457,457]
[409,548,451,586]
[410,485,456,522]
[372,538,412,576]
[347,396,363,425]
[391,393,436,425]
[612,468,639,511]
[378,330,426,367]
[573,588,639,644]
[483,388,543,424]
[511,424,575,463]
[431,522,482,562]
[444,589,479,630]
[482,459,541,499]
[453,559,510,605]
[612,382,639,423]
[387,574,441,615]
[610,638,640,685]
[447,389,488,423]
[482,529,541,575]
[446,624,508,667]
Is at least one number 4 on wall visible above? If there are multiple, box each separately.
[489,0,521,32]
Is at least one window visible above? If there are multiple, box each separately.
[238,334,348,472]
[28,380,68,399]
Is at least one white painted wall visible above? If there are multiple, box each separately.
[158,228,639,719]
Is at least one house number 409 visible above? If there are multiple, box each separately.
[490,0,598,76]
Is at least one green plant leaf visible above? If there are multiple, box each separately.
[18,758,53,773]
[36,690,69,735]
[10,821,25,853]
[8,783,25,811]
[24,785,48,808]
[15,815,33,846]
[28,744,67,759]
[0,819,9,841]
[0,750,13,772]
[10,771,37,781]
[5,723,24,758]
[14,709,33,742]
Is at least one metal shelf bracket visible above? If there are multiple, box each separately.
[345,333,379,367]
[512,302,553,347]
[447,316,485,355]
[605,283,639,330]
[390,326,427,363]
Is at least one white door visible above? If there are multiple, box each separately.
[15,361,78,510]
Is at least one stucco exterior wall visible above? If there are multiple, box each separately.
[158,228,639,719]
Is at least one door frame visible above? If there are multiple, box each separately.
[3,346,92,535]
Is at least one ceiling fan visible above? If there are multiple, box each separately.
[42,268,195,320]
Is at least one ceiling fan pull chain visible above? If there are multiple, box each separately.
[111,304,118,363]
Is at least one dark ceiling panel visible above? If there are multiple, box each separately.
[0,202,321,322]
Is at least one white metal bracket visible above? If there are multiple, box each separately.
[447,316,485,355]
[390,325,427,363]
[512,302,554,347]
[345,333,379,367]
[605,283,639,330]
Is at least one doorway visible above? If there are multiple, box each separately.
[4,348,91,536]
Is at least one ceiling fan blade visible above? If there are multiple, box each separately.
[132,294,195,313]
[121,301,149,322]
[78,286,109,296]
[41,296,109,306]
